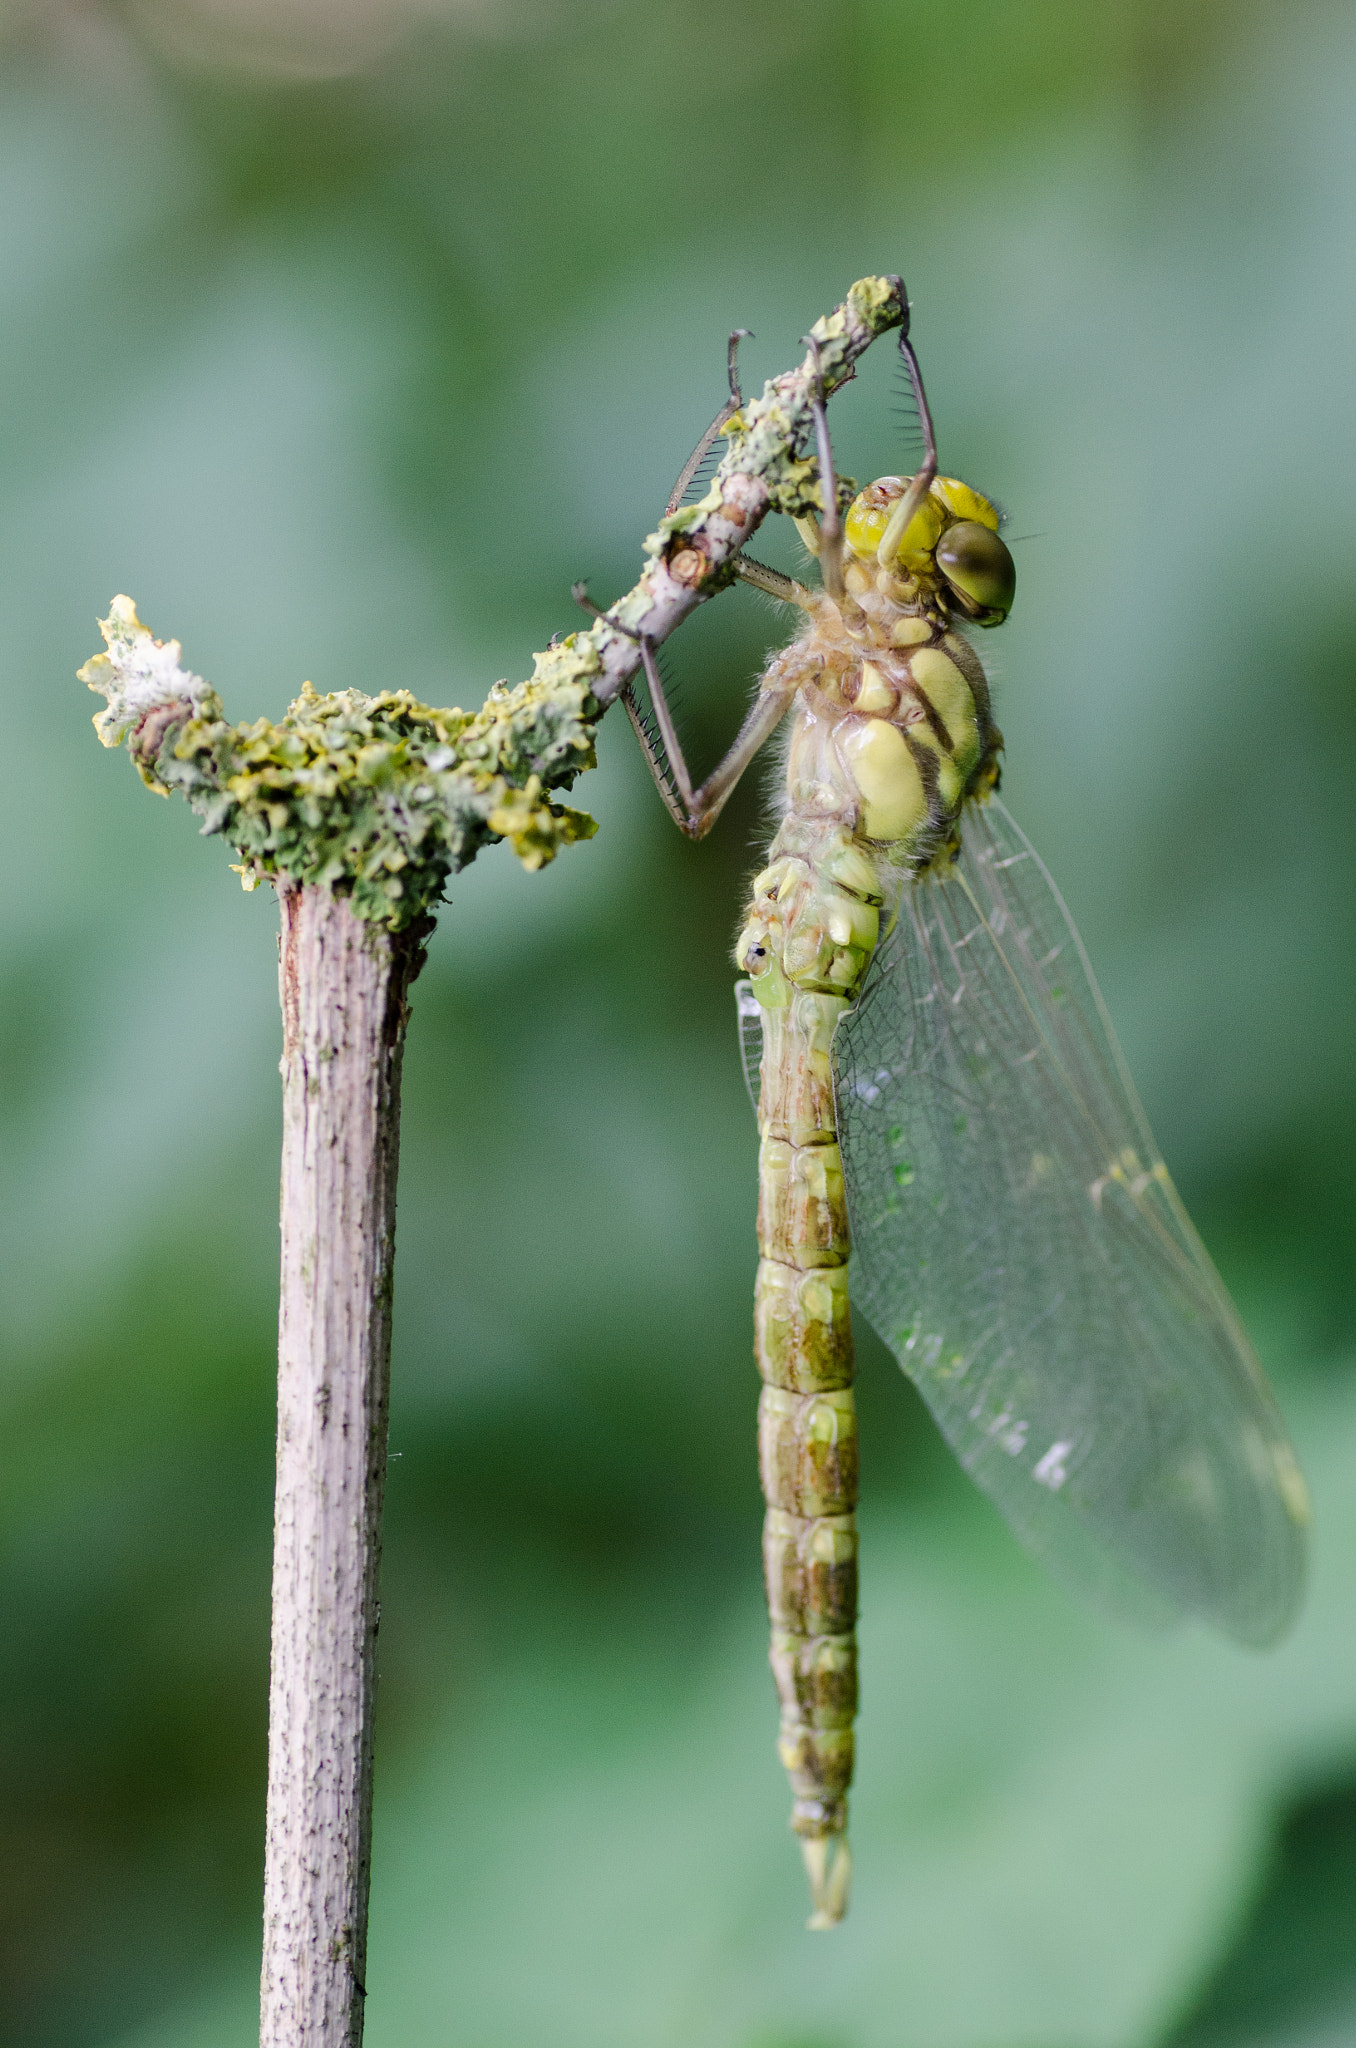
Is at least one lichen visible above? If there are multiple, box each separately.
[82,596,222,747]
[82,599,599,929]
[84,278,908,925]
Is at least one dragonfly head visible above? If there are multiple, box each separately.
[843,475,1015,627]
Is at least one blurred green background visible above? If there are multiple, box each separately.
[2,0,1356,2042]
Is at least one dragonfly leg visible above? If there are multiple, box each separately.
[802,334,856,618]
[601,323,809,827]
[874,314,940,568]
[573,580,797,840]
[681,679,797,839]
[632,632,697,813]
[734,554,812,607]
[663,327,753,517]
[618,683,691,833]
[573,582,697,812]
[671,629,831,837]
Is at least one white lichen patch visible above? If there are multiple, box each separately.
[80,595,218,747]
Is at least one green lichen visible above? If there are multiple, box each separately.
[82,599,598,929]
[84,279,907,925]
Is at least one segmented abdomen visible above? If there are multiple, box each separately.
[756,1006,859,1890]
[736,612,993,1927]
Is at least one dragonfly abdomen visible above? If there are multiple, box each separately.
[735,604,994,1927]
[755,1060,860,1930]
[744,828,883,1930]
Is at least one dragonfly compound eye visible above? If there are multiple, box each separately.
[935,521,1016,626]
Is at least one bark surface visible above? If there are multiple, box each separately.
[260,886,423,2048]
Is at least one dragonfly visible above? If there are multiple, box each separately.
[576,293,1309,1931]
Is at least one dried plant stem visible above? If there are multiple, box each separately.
[259,886,426,2048]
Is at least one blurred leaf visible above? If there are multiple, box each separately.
[1171,1773,1356,2046]
[0,3,1353,2045]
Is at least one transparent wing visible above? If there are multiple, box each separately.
[736,979,764,1114]
[834,798,1309,1644]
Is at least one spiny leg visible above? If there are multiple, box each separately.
[875,291,939,568]
[577,325,818,838]
[682,681,796,840]
[619,681,691,834]
[663,327,753,518]
[734,555,811,606]
[664,332,813,609]
[678,633,831,838]
[802,335,861,625]
[572,582,797,841]
[572,581,695,813]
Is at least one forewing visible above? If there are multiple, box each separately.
[736,979,764,1115]
[834,799,1308,1644]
